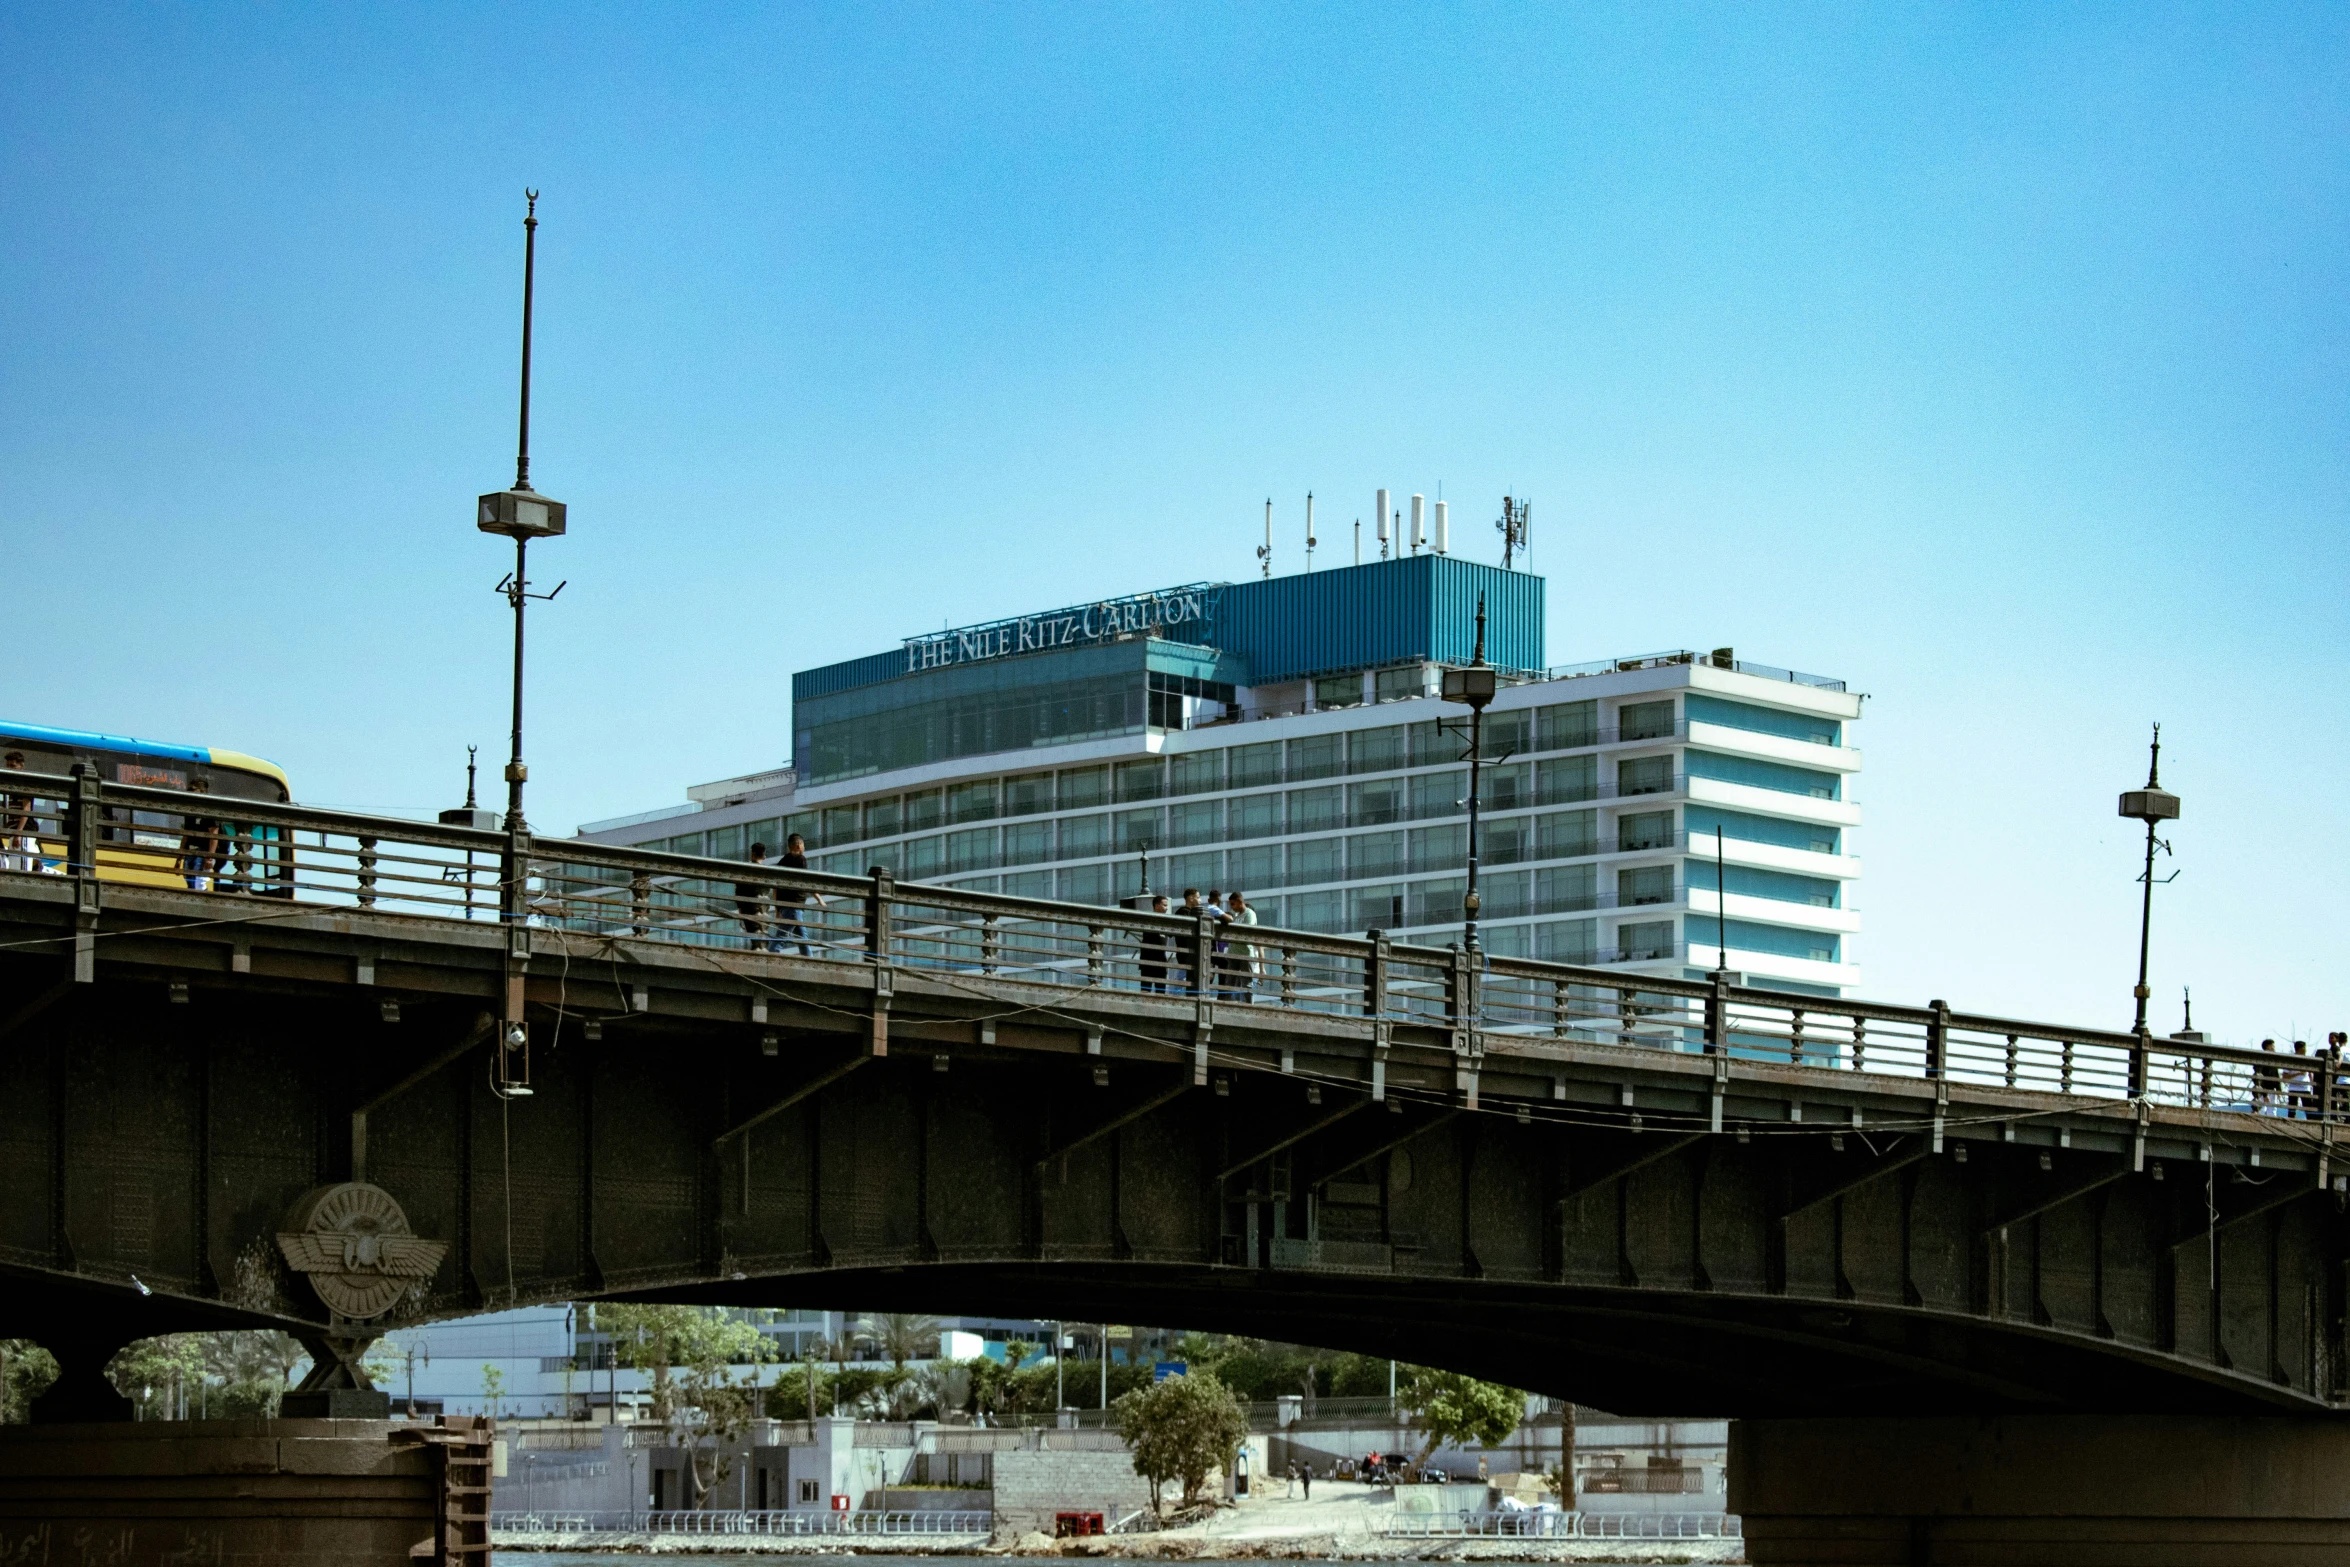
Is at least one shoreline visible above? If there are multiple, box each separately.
[492,1532,1743,1562]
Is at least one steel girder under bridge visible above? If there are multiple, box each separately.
[0,769,2343,1422]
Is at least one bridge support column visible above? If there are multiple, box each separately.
[27,1335,132,1424]
[282,1330,392,1419]
[1731,1414,2350,1565]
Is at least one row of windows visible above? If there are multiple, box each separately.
[668,742,1823,863]
[658,793,1839,876]
[792,806,1707,882]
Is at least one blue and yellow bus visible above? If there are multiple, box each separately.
[0,720,293,892]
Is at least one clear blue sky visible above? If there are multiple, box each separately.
[3,6,2342,1040]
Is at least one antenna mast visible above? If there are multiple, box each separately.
[1257,499,1272,579]
[1497,495,1532,570]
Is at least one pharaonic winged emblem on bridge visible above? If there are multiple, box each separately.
[275,1182,448,1320]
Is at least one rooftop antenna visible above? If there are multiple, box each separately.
[2181,986,2193,1034]
[1410,494,1425,555]
[1498,495,1532,570]
[464,745,479,809]
[1376,496,1391,559]
[1257,498,1272,579]
[1353,518,1361,565]
[1305,492,1316,572]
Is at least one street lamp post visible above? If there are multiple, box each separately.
[1440,597,1497,954]
[476,193,565,1097]
[476,191,567,894]
[2117,723,2182,1041]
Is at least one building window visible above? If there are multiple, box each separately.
[1228,792,1282,840]
[904,790,943,831]
[1617,755,1675,796]
[1537,810,1598,860]
[1057,863,1109,904]
[1169,751,1224,796]
[1538,863,1597,913]
[1004,773,1054,816]
[1481,815,1532,866]
[1287,837,1343,887]
[1230,743,1281,789]
[1287,785,1343,833]
[1288,889,1345,932]
[1003,820,1051,866]
[1115,809,1164,855]
[1347,778,1405,827]
[1620,701,1676,742]
[1056,813,1108,860]
[1167,800,1223,847]
[1538,700,1598,751]
[1003,869,1051,899]
[1617,919,1676,961]
[903,835,942,879]
[1350,882,1406,932]
[1349,832,1406,881]
[1166,852,1222,893]
[1286,734,1343,781]
[1539,756,1596,805]
[1483,709,1532,758]
[1347,726,1407,774]
[1536,918,1597,963]
[1618,865,1675,906]
[798,1479,821,1505]
[1487,761,1532,811]
[1228,843,1279,893]
[862,797,901,838]
[1374,666,1426,703]
[1313,674,1363,710]
[945,827,999,874]
[1114,759,1164,802]
[1411,876,1466,926]
[1058,765,1109,809]
[1409,822,1466,873]
[1409,770,1465,821]
[1617,811,1675,852]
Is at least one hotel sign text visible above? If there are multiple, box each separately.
[903,585,1216,674]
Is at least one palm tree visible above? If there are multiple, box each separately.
[861,1312,941,1374]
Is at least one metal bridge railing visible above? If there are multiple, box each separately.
[490,1508,991,1535]
[0,765,2309,1124]
[1379,1509,1741,1539]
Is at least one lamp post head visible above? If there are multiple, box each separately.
[477,488,567,539]
[2118,786,2180,825]
[1441,664,1497,711]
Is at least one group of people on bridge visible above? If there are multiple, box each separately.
[2253,1033,2350,1118]
[1136,887,1260,999]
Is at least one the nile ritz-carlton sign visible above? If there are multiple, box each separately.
[901,584,1218,673]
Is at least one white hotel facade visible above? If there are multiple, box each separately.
[583,558,1863,998]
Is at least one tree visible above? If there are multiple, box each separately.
[604,1305,775,1507]
[1395,1367,1523,1462]
[862,1312,939,1373]
[481,1365,506,1420]
[1111,1369,1250,1515]
[109,1336,206,1418]
[0,1340,58,1424]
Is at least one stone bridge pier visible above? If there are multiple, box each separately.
[1730,1414,2350,1564]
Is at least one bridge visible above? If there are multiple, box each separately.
[2,765,2346,1561]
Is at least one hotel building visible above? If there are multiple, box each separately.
[580,555,1862,996]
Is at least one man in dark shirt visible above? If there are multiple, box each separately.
[1137,892,1171,992]
[776,833,818,956]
